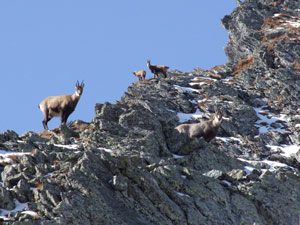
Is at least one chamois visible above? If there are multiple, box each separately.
[147,60,169,78]
[133,70,146,81]
[175,108,223,142]
[39,81,85,130]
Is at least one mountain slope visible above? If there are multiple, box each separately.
[1,0,300,224]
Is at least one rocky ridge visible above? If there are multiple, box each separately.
[1,0,300,224]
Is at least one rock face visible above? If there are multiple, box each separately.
[1,0,300,224]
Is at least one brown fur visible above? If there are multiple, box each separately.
[175,109,223,142]
[39,81,84,130]
[133,70,146,81]
[147,60,169,78]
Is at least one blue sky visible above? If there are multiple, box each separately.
[0,0,237,134]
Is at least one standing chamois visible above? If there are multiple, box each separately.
[133,70,146,81]
[147,60,169,78]
[39,81,85,130]
[175,108,223,142]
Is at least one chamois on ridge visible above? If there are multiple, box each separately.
[133,70,146,81]
[147,60,169,78]
[38,81,85,130]
[175,108,223,142]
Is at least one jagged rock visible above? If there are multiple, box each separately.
[0,130,19,142]
[11,179,32,203]
[112,175,128,192]
[0,186,15,210]
[2,166,23,188]
[19,132,47,143]
[226,169,246,181]
[203,169,224,179]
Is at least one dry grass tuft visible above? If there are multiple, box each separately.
[39,131,52,139]
[232,56,254,75]
[34,181,44,190]
[197,95,210,109]
[293,59,300,74]
[260,13,300,50]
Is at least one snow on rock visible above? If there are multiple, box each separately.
[189,76,217,87]
[21,210,39,218]
[53,144,79,150]
[98,147,113,153]
[177,109,203,123]
[175,191,191,198]
[173,85,200,93]
[238,157,294,173]
[244,166,255,175]
[0,150,31,164]
[262,159,294,172]
[216,137,242,144]
[267,144,300,158]
[0,199,28,219]
[222,180,232,186]
[254,106,288,134]
[172,154,184,159]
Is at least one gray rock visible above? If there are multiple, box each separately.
[0,130,19,142]
[0,186,15,210]
[112,175,128,192]
[203,169,224,179]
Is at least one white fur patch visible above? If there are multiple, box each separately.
[75,90,81,97]
[213,115,221,125]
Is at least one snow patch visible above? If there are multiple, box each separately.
[177,109,203,123]
[21,210,39,218]
[254,106,288,134]
[286,21,300,28]
[191,77,216,82]
[53,144,79,150]
[216,137,242,144]
[172,154,184,159]
[98,147,113,153]
[244,166,255,175]
[0,200,28,218]
[175,192,191,198]
[0,150,31,164]
[222,180,232,186]
[267,144,299,158]
[238,157,294,172]
[262,159,294,172]
[173,85,200,93]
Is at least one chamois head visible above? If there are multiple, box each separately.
[213,108,223,124]
[75,80,85,96]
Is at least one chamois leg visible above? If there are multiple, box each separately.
[42,119,49,130]
[60,112,71,126]
[42,111,50,130]
[60,114,67,125]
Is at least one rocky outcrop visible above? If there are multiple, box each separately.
[1,0,300,224]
